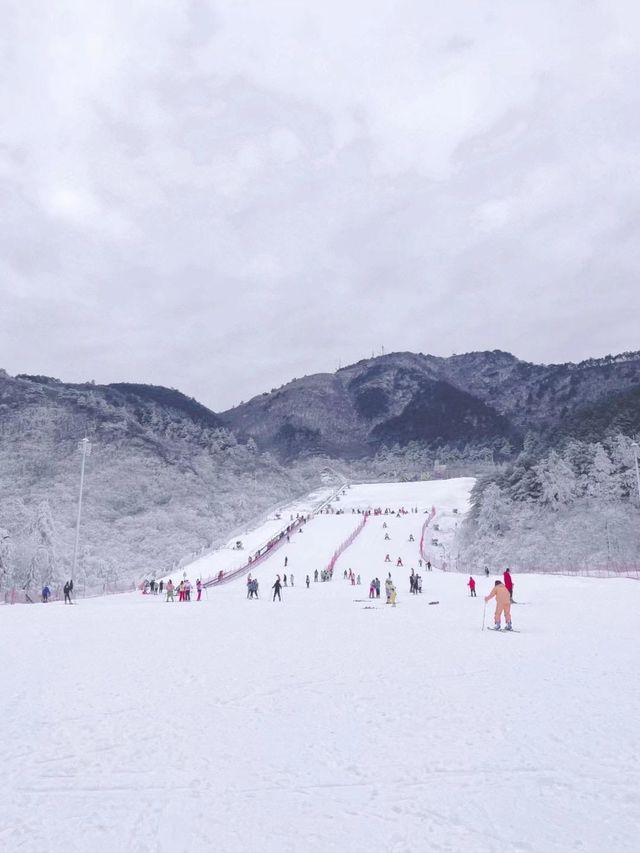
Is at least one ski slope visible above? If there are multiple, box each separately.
[3,478,640,853]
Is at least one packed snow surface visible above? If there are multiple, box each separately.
[3,479,640,853]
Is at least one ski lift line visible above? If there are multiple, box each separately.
[171,482,347,583]
[418,506,437,563]
[325,513,368,576]
[201,483,349,589]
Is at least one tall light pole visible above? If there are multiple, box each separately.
[71,438,92,586]
[632,442,640,506]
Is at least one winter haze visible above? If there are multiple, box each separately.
[2,1,640,408]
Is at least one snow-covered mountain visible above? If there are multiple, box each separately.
[220,349,640,458]
[0,371,331,591]
[2,346,640,593]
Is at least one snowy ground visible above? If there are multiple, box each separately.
[3,479,640,853]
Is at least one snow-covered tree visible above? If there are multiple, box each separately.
[536,450,577,509]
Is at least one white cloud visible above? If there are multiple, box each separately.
[1,0,639,408]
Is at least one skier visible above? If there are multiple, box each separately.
[409,534,414,542]
[314,569,318,582]
[159,580,163,594]
[41,585,50,603]
[344,569,348,579]
[356,574,361,585]
[283,574,287,587]
[369,579,376,599]
[375,577,381,598]
[384,554,391,563]
[196,579,202,601]
[396,557,403,567]
[417,575,422,594]
[306,575,310,588]
[385,576,393,603]
[503,568,514,602]
[485,580,512,630]
[272,576,282,602]
[63,581,72,605]
[389,584,398,608]
[166,579,174,602]
[384,532,391,541]
[468,576,476,597]
[284,556,288,568]
[290,574,294,587]
[426,560,432,572]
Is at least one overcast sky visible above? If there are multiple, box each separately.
[1,0,639,410]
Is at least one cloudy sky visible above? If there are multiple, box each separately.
[1,0,639,410]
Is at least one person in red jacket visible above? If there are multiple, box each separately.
[467,576,476,597]
[503,569,514,602]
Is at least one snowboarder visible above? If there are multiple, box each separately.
[485,580,512,630]
[272,576,282,602]
[503,568,514,602]
[468,576,476,597]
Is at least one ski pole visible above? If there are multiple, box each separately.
[482,601,486,632]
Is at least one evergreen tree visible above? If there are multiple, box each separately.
[535,450,577,509]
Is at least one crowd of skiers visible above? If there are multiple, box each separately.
[162,578,203,602]
[137,512,517,630]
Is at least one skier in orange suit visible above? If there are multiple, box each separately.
[484,580,512,631]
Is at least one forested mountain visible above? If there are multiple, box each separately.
[2,346,640,594]
[0,371,330,593]
[220,349,640,459]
